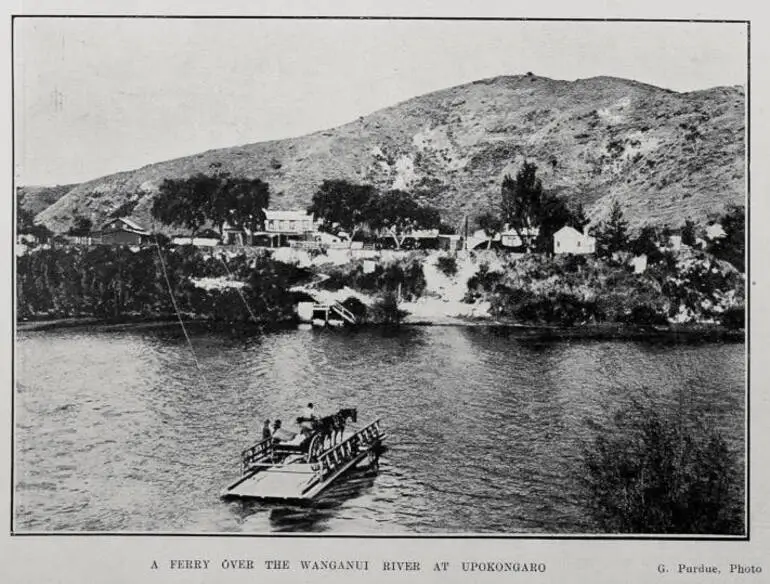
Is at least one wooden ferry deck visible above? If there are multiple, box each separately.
[222,419,384,502]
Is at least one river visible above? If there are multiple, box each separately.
[14,325,745,534]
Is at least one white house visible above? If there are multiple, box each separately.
[553,226,596,255]
[630,254,648,274]
[263,210,316,235]
[705,223,726,240]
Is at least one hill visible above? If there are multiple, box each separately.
[31,74,745,234]
[18,184,76,216]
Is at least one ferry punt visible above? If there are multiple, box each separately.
[221,408,385,502]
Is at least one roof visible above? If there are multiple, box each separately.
[102,217,149,234]
[554,226,593,239]
[263,209,313,221]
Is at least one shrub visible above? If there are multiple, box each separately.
[721,305,745,330]
[436,255,458,277]
[623,304,668,326]
[583,401,744,534]
[369,291,408,325]
[340,296,368,322]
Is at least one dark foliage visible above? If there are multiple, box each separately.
[369,291,408,325]
[501,161,543,251]
[319,257,426,301]
[681,219,698,247]
[151,173,270,240]
[340,296,368,322]
[708,205,745,272]
[591,201,629,258]
[436,255,459,277]
[721,305,745,330]
[16,246,299,326]
[583,401,744,534]
[309,180,376,241]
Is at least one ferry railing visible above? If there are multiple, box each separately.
[310,420,382,479]
[241,437,274,475]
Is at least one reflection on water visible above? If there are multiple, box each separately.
[15,325,745,533]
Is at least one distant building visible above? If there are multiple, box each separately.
[438,234,463,251]
[263,210,317,246]
[553,226,596,255]
[630,254,648,274]
[705,223,726,240]
[500,226,539,249]
[264,210,316,235]
[172,236,220,247]
[95,217,149,245]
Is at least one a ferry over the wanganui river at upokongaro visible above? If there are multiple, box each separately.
[221,407,386,502]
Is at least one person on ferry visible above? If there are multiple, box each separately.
[261,419,271,441]
[300,403,316,435]
[271,419,283,442]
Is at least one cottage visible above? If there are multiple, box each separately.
[553,226,596,255]
[95,217,149,245]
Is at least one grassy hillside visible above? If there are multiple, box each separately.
[17,185,76,216]
[31,74,745,234]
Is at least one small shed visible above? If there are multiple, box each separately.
[553,226,596,255]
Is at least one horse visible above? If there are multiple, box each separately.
[305,408,358,459]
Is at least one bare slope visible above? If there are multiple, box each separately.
[18,185,76,216]
[34,74,745,233]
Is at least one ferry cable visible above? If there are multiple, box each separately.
[217,252,259,323]
[153,237,210,389]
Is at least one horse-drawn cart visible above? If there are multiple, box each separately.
[221,408,385,502]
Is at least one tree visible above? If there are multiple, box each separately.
[68,216,93,236]
[219,177,271,243]
[708,204,745,272]
[17,205,35,233]
[477,211,502,249]
[501,161,545,252]
[368,190,441,249]
[309,180,376,245]
[592,200,629,258]
[536,196,590,253]
[681,219,698,247]
[152,174,220,242]
[630,225,661,260]
[584,400,743,534]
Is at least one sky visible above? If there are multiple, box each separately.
[14,18,748,186]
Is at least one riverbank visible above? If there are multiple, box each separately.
[16,313,745,343]
[16,244,745,335]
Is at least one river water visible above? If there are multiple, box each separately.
[14,325,745,534]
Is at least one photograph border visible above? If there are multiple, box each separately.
[9,13,752,541]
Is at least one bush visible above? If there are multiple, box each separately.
[623,303,668,326]
[436,255,458,277]
[340,296,368,322]
[369,291,408,325]
[721,305,745,330]
[583,401,744,534]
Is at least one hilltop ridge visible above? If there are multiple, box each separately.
[30,73,745,233]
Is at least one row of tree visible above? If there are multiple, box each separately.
[308,180,443,249]
[151,167,271,242]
